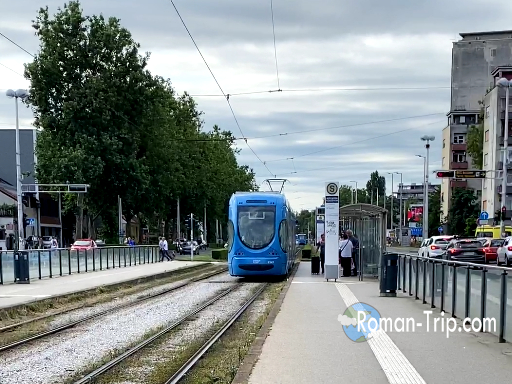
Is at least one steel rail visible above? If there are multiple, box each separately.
[0,266,227,353]
[72,284,245,384]
[165,283,267,384]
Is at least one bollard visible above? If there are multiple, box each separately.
[380,252,398,297]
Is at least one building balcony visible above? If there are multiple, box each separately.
[450,180,467,188]
[451,161,468,169]
[451,143,467,151]
[497,161,512,170]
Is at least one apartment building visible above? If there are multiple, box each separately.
[441,30,512,219]
[396,183,438,203]
[480,66,512,221]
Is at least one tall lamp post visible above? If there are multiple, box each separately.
[420,135,435,239]
[6,89,29,251]
[395,172,403,244]
[350,180,358,204]
[387,172,394,232]
[497,78,512,237]
[416,155,426,237]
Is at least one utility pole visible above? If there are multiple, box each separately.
[395,172,403,244]
[190,213,194,261]
[387,173,394,230]
[204,205,207,244]
[421,135,435,239]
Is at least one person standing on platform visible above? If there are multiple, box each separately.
[316,233,326,274]
[339,233,353,277]
[346,229,359,276]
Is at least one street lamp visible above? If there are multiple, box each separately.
[6,89,29,251]
[497,78,512,237]
[394,172,403,244]
[420,135,435,239]
[387,172,394,231]
[350,180,358,204]
[416,154,426,238]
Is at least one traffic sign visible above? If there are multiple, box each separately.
[478,219,488,225]
[454,170,486,179]
[479,211,489,220]
[436,171,454,178]
[438,226,443,233]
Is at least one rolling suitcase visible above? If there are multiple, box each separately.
[311,257,320,274]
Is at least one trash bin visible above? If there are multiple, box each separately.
[380,252,397,297]
[311,256,320,274]
[302,249,311,259]
[14,251,30,284]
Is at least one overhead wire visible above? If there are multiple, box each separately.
[168,0,274,177]
[0,31,35,57]
[0,62,24,77]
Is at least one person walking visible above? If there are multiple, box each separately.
[346,229,359,276]
[316,233,326,274]
[339,233,353,277]
[161,237,171,261]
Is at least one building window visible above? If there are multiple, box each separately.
[460,116,466,124]
[485,129,489,142]
[442,157,445,166]
[453,134,465,144]
[441,192,444,203]
[491,48,496,57]
[483,200,487,211]
[486,106,490,118]
[484,153,488,166]
[452,151,466,163]
[443,139,445,148]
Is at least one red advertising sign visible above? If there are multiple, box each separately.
[408,205,423,222]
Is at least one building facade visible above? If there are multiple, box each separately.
[397,183,438,203]
[0,129,61,247]
[441,30,512,219]
[481,66,512,222]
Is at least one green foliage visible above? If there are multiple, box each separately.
[448,188,479,236]
[465,217,478,236]
[366,171,386,202]
[212,248,228,260]
[296,209,314,234]
[24,1,255,240]
[467,124,484,169]
[428,186,443,236]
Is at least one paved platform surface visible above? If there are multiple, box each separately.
[0,261,209,309]
[248,263,512,384]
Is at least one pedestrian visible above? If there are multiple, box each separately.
[316,233,326,274]
[346,229,359,276]
[338,232,353,277]
[161,237,171,261]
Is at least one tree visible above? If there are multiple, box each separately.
[338,185,355,207]
[366,171,386,202]
[427,186,443,237]
[467,104,485,169]
[447,188,479,235]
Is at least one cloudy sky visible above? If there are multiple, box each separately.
[1,0,510,212]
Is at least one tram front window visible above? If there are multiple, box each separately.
[237,206,276,250]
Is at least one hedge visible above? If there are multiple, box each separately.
[208,243,224,249]
[212,248,228,260]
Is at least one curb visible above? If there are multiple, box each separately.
[231,261,300,384]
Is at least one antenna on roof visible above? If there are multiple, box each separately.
[262,179,288,193]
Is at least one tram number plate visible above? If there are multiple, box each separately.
[252,260,274,264]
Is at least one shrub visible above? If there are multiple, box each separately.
[212,249,228,260]
[209,243,224,249]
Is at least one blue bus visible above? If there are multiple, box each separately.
[227,191,297,277]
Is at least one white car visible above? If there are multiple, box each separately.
[496,237,512,266]
[418,236,453,258]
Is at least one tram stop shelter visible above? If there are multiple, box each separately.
[339,203,387,279]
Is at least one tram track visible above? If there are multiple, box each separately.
[72,283,267,384]
[0,266,228,354]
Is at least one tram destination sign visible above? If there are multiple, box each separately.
[436,170,486,179]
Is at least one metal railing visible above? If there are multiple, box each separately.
[0,245,160,284]
[396,253,511,343]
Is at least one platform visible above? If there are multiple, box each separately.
[248,263,512,384]
[0,260,210,309]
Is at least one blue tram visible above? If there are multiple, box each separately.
[227,191,297,277]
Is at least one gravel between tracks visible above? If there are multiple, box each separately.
[47,271,229,328]
[0,274,238,384]
[103,282,264,384]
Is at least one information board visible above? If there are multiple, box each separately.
[324,182,340,281]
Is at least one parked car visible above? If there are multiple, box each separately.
[418,236,453,258]
[480,238,504,263]
[95,239,106,247]
[180,241,200,255]
[442,238,485,263]
[496,237,512,266]
[71,239,98,251]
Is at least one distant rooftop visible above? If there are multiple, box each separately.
[459,30,512,38]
